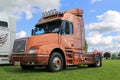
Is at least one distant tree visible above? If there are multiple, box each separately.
[84,40,88,52]
[111,53,117,59]
[104,52,111,59]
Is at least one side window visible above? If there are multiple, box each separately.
[62,21,73,35]
[0,21,8,28]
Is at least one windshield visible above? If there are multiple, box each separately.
[33,20,62,35]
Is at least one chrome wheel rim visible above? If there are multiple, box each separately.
[52,57,61,70]
[96,56,100,66]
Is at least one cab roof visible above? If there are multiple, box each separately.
[35,8,83,26]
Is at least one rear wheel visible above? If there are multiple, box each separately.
[88,54,102,67]
[48,52,64,72]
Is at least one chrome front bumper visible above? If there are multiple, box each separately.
[10,54,50,66]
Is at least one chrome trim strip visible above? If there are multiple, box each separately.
[37,54,49,57]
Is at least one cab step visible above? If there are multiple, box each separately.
[67,58,73,60]
[67,64,73,66]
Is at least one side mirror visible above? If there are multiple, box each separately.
[61,21,71,35]
[31,29,34,35]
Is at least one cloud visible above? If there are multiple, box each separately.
[86,32,120,52]
[87,33,112,46]
[0,0,61,19]
[16,30,26,39]
[86,32,113,50]
[86,10,120,34]
[86,10,120,52]
[91,0,103,4]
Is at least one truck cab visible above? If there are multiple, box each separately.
[10,9,102,72]
[0,17,16,64]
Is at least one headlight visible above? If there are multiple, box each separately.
[29,48,41,54]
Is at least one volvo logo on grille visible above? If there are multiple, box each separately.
[0,33,8,47]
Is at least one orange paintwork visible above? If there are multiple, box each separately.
[10,8,96,66]
[26,33,59,54]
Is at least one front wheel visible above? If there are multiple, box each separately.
[48,52,64,72]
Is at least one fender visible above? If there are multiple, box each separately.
[29,44,64,55]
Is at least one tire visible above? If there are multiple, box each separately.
[88,54,102,67]
[21,65,35,70]
[48,52,64,72]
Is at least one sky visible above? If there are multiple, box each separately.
[0,0,120,52]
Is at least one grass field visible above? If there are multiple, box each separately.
[0,60,120,80]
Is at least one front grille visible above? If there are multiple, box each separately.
[12,39,26,53]
[11,54,37,62]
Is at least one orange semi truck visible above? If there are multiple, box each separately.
[10,8,102,72]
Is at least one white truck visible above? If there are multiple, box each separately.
[0,17,16,64]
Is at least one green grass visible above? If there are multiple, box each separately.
[0,60,120,80]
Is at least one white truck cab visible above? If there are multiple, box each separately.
[0,17,16,64]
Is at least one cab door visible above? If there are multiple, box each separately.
[60,20,83,65]
[60,20,80,49]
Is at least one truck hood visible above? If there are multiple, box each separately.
[26,33,59,50]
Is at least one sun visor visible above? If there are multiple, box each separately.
[65,8,83,16]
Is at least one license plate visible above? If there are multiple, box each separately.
[14,61,20,65]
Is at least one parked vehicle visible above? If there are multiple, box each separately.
[10,9,102,71]
[0,17,16,64]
